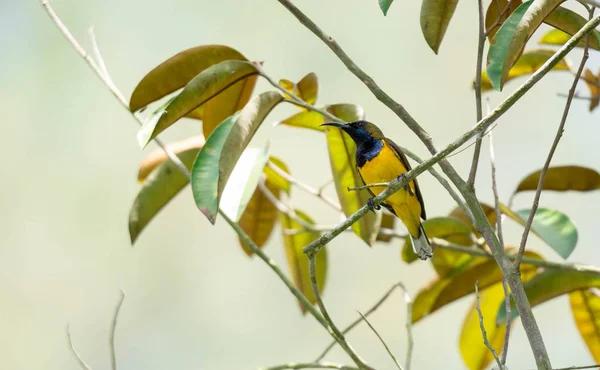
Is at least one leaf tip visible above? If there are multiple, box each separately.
[200,208,217,225]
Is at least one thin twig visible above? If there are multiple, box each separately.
[357,311,403,370]
[66,325,94,370]
[514,8,594,270]
[546,365,600,370]
[307,256,372,369]
[489,132,511,364]
[259,362,359,370]
[110,290,125,370]
[402,284,414,370]
[467,0,487,189]
[475,282,504,370]
[267,161,341,211]
[348,182,390,191]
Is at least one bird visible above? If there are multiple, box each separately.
[321,120,432,260]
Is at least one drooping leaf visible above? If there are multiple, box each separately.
[191,114,238,224]
[583,69,600,112]
[570,289,600,362]
[402,217,474,276]
[487,0,564,91]
[280,210,327,314]
[128,148,199,244]
[460,283,508,370]
[137,60,259,148]
[137,136,205,182]
[279,72,318,106]
[420,0,460,54]
[460,262,539,370]
[219,146,271,221]
[497,269,600,324]
[379,0,394,15]
[485,0,523,42]
[264,156,292,194]
[325,104,381,246]
[191,92,283,224]
[279,110,326,131]
[515,208,578,259]
[449,202,497,237]
[480,49,569,91]
[376,212,396,242]
[514,165,600,195]
[412,249,540,323]
[544,6,600,51]
[129,45,249,112]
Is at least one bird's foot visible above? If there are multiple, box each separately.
[396,173,414,196]
[367,197,381,213]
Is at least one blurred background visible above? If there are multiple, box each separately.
[2,0,600,369]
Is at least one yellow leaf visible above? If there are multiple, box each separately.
[280,210,327,314]
[279,110,325,131]
[485,0,522,42]
[514,165,600,194]
[449,202,497,238]
[237,179,279,256]
[264,156,292,194]
[583,69,600,112]
[570,289,600,362]
[279,72,319,106]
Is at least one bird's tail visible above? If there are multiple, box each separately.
[409,225,432,260]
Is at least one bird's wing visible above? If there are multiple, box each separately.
[384,138,427,220]
[356,163,398,216]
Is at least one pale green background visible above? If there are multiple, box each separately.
[2,0,600,369]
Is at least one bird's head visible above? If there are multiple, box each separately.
[321,120,384,145]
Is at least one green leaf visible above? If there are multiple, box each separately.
[191,92,283,224]
[402,217,474,276]
[514,165,600,195]
[487,0,564,90]
[515,208,578,259]
[279,110,326,131]
[420,0,459,54]
[325,104,381,246]
[218,145,271,221]
[137,136,205,182]
[137,60,259,148]
[280,210,327,314]
[279,72,318,106]
[128,148,199,244]
[129,45,249,112]
[497,270,600,325]
[379,0,394,15]
[191,114,238,224]
[544,6,600,51]
[570,289,600,362]
[481,49,569,91]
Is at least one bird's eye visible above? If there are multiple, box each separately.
[357,121,365,127]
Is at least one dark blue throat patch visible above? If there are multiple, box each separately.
[356,139,383,167]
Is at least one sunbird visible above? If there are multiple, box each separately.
[322,120,432,260]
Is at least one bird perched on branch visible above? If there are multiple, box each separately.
[321,120,432,260]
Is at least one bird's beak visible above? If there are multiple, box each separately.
[321,122,346,129]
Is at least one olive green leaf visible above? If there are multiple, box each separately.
[325,104,381,246]
[570,289,600,362]
[485,0,523,42]
[191,91,283,224]
[497,270,600,324]
[137,136,205,183]
[543,6,600,51]
[513,165,600,195]
[128,148,200,244]
[129,45,249,112]
[420,0,459,54]
[487,0,564,91]
[137,60,259,148]
[376,212,396,242]
[264,157,292,194]
[280,210,327,314]
[481,49,569,91]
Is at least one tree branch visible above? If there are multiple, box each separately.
[475,282,504,370]
[514,8,594,270]
[110,290,125,370]
[66,325,94,370]
[467,0,487,189]
[357,311,403,370]
[259,363,359,370]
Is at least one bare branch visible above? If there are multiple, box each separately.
[259,362,359,370]
[110,290,125,370]
[475,282,504,370]
[347,182,390,191]
[66,325,94,370]
[514,8,594,270]
[548,365,600,370]
[357,311,403,370]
